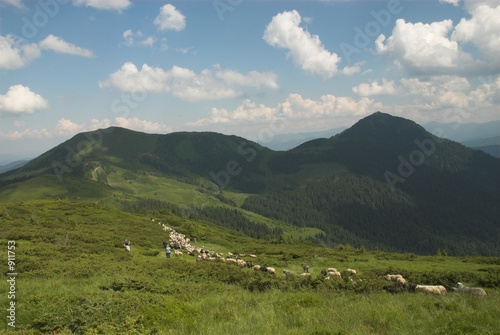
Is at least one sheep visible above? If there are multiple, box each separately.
[174,250,183,256]
[301,263,309,273]
[327,270,342,279]
[346,268,357,275]
[283,269,295,276]
[236,259,247,267]
[408,283,446,295]
[249,254,257,258]
[452,282,486,296]
[382,274,406,285]
[321,269,341,278]
[300,273,311,277]
[253,265,262,271]
[263,267,276,275]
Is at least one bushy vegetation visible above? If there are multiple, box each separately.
[1,200,499,334]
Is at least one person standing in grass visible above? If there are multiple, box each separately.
[123,239,130,252]
[166,245,171,258]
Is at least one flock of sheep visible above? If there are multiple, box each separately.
[155,220,487,297]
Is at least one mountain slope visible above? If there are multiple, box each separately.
[1,112,499,255]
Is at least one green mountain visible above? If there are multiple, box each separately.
[1,112,499,255]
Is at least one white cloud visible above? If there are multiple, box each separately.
[439,0,460,6]
[99,62,168,92]
[352,79,399,96]
[39,34,94,57]
[377,4,500,76]
[452,4,500,60]
[189,93,382,127]
[72,0,131,11]
[376,19,471,75]
[263,10,341,79]
[215,69,278,89]
[0,85,48,116]
[0,128,52,140]
[0,117,170,141]
[99,62,279,101]
[469,75,500,107]
[55,118,85,136]
[464,0,500,11]
[400,76,472,110]
[154,4,186,31]
[115,117,171,133]
[122,30,155,47]
[0,34,41,70]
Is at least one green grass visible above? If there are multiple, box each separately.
[1,199,499,334]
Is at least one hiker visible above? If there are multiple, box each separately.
[123,240,130,252]
[166,245,171,258]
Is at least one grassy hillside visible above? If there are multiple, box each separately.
[1,199,500,334]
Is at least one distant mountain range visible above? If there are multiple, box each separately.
[1,112,499,256]
[0,160,29,174]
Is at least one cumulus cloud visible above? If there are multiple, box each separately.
[0,34,41,69]
[464,0,500,11]
[99,62,168,92]
[115,117,171,133]
[377,3,500,76]
[0,85,48,116]
[55,118,86,136]
[263,10,341,79]
[352,79,399,96]
[375,19,471,74]
[189,93,382,127]
[99,62,278,101]
[154,4,186,31]
[452,4,500,59]
[39,35,94,57]
[72,0,131,11]
[400,76,472,110]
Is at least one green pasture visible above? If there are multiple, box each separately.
[0,199,499,334]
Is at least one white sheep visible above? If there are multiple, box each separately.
[452,282,486,296]
[300,273,311,277]
[174,250,183,256]
[346,268,357,275]
[410,283,446,295]
[236,259,247,267]
[383,274,406,285]
[253,265,262,271]
[283,269,295,276]
[328,271,342,278]
[264,267,276,275]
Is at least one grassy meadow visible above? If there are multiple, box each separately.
[1,199,500,334]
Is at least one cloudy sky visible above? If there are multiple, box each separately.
[1,0,499,163]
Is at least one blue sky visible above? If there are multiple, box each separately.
[1,0,499,163]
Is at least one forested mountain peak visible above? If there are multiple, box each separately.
[336,111,429,147]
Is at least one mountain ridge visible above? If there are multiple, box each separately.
[1,112,499,255]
